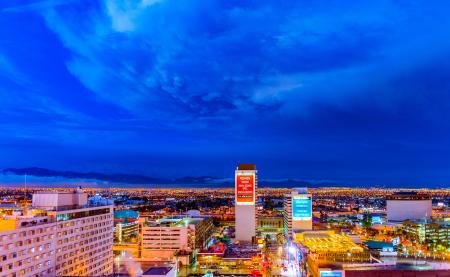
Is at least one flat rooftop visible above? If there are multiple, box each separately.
[387,191,431,200]
[296,231,364,254]
[142,267,172,276]
[144,216,206,227]
[237,164,256,170]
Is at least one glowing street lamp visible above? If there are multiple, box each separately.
[289,246,296,254]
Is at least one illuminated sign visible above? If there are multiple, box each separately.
[372,215,382,224]
[236,174,255,205]
[320,271,343,277]
[292,195,312,220]
[392,237,400,246]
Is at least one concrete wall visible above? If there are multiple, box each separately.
[292,218,313,231]
[386,200,432,221]
[32,192,87,208]
[235,204,256,242]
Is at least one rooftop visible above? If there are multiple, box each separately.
[296,231,364,254]
[142,267,173,276]
[144,216,206,228]
[387,191,431,200]
[364,240,395,250]
[114,209,139,219]
[237,164,256,170]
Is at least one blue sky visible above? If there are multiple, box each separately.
[1,0,450,185]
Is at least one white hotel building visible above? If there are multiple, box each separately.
[235,164,257,243]
[0,189,113,277]
[283,188,312,239]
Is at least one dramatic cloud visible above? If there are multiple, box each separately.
[1,0,450,184]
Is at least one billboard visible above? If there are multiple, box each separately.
[236,174,255,205]
[320,271,343,277]
[292,195,312,220]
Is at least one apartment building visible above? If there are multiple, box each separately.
[0,189,113,277]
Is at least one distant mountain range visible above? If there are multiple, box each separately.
[1,167,343,188]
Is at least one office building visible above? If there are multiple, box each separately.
[235,164,257,242]
[284,188,312,239]
[0,189,114,277]
[403,219,450,250]
[386,191,432,222]
[140,215,214,261]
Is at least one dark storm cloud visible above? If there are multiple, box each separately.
[1,0,450,184]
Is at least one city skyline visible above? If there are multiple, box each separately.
[1,1,450,185]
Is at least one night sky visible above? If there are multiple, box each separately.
[1,0,450,185]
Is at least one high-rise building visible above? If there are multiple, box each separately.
[386,191,432,222]
[284,188,312,239]
[235,164,257,242]
[0,189,114,277]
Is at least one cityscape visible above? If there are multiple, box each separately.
[2,0,450,276]
[2,164,450,276]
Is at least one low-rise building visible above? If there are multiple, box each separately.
[140,215,214,261]
[114,209,139,243]
[257,215,284,239]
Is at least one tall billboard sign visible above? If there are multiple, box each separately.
[292,195,312,220]
[235,173,255,205]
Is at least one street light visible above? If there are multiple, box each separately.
[289,246,296,254]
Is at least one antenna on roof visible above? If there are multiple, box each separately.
[24,174,27,200]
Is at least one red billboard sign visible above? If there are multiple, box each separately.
[236,174,255,203]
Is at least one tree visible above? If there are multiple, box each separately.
[362,214,372,229]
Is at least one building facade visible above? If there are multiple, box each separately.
[257,216,284,240]
[140,216,214,260]
[283,188,313,239]
[403,219,450,250]
[386,192,432,222]
[0,190,114,277]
